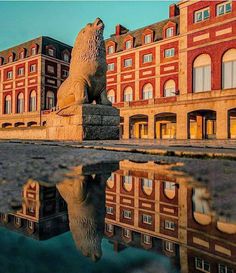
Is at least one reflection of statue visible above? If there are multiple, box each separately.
[57,163,118,261]
[57,18,111,114]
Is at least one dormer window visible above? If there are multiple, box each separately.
[20,51,25,59]
[144,34,152,44]
[108,45,114,54]
[194,7,210,23]
[0,57,4,66]
[8,55,13,63]
[125,40,132,50]
[48,48,55,57]
[63,53,69,62]
[31,47,36,56]
[166,27,174,38]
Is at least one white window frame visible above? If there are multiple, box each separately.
[165,241,174,252]
[108,46,114,54]
[123,210,132,219]
[142,178,153,188]
[164,181,175,190]
[31,47,36,55]
[106,223,113,232]
[30,64,36,73]
[7,71,13,79]
[144,34,152,44]
[194,8,210,23]
[125,40,132,49]
[164,48,175,58]
[217,2,232,16]
[48,48,55,57]
[18,67,24,76]
[195,257,210,273]
[166,27,174,38]
[218,264,234,273]
[164,220,175,230]
[143,53,153,63]
[123,228,131,238]
[143,234,151,244]
[142,214,152,225]
[107,63,115,71]
[106,206,114,215]
[124,58,132,67]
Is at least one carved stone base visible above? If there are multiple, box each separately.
[46,104,120,141]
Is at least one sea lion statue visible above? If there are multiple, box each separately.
[57,18,111,115]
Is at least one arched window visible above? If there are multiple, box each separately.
[17,93,24,113]
[63,52,69,62]
[107,89,115,104]
[141,178,153,195]
[193,54,211,92]
[46,91,55,110]
[29,90,36,112]
[4,95,11,114]
[142,83,153,100]
[222,49,236,89]
[123,86,133,102]
[164,80,176,97]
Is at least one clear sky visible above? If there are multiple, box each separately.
[0,1,177,51]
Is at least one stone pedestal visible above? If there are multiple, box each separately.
[46,104,120,141]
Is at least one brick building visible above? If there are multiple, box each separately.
[105,0,236,140]
[0,36,72,128]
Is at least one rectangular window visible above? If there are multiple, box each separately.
[142,214,152,225]
[31,47,36,55]
[223,61,236,89]
[144,34,152,44]
[123,229,131,238]
[217,2,232,16]
[124,58,132,67]
[164,181,175,190]
[123,210,132,219]
[47,65,55,74]
[106,206,114,215]
[164,241,174,252]
[48,48,54,57]
[30,64,36,73]
[218,264,234,273]
[7,71,13,79]
[106,223,113,232]
[194,8,210,23]
[108,63,115,71]
[195,257,210,273]
[108,46,114,54]
[143,54,153,63]
[18,67,24,76]
[166,27,174,38]
[62,69,69,77]
[125,40,132,49]
[193,65,211,92]
[164,220,175,230]
[142,178,153,188]
[164,48,175,58]
[143,235,151,244]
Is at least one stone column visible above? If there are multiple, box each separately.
[123,115,130,139]
[176,109,188,139]
[216,108,228,139]
[148,115,155,139]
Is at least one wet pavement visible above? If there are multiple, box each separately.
[0,141,235,273]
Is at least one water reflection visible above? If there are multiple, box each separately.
[0,160,235,273]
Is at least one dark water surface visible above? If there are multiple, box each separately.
[0,159,235,273]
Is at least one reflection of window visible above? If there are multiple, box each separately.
[142,214,152,225]
[106,206,114,215]
[123,228,131,238]
[46,91,55,110]
[123,210,132,219]
[164,220,175,230]
[195,257,210,273]
[143,234,151,244]
[106,223,113,232]
[194,8,210,23]
[218,264,234,273]
[164,241,174,252]
[217,2,232,16]
[28,221,34,230]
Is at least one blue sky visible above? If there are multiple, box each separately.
[0,1,177,51]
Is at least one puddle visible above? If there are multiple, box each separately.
[0,160,235,273]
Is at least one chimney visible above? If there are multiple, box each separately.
[115,24,129,36]
[169,4,179,18]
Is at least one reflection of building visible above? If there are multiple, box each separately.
[104,160,236,272]
[105,0,236,140]
[0,37,72,128]
[0,180,69,240]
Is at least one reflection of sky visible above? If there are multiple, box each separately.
[0,227,178,273]
[0,1,177,51]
